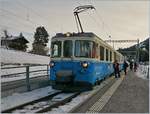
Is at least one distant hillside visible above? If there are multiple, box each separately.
[118,38,149,62]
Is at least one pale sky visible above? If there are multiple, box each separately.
[0,0,149,50]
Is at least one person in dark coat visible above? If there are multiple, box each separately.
[130,61,133,71]
[123,61,128,75]
[134,62,137,72]
[113,60,120,78]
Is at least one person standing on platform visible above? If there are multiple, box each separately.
[123,61,128,75]
[130,61,133,71]
[134,62,137,72]
[113,60,120,78]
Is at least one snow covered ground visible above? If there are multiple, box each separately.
[49,91,92,113]
[2,76,110,113]
[1,48,50,82]
[136,65,149,79]
[1,48,50,65]
[48,82,108,113]
[1,85,101,113]
[1,86,59,112]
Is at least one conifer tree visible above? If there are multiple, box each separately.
[31,26,49,55]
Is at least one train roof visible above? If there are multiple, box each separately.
[52,32,107,45]
[52,32,123,56]
[52,32,96,38]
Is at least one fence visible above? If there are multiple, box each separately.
[1,64,50,91]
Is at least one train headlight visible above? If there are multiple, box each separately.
[81,61,88,68]
[50,62,55,67]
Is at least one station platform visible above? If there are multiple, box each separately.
[74,71,149,113]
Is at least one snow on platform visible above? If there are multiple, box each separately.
[1,86,59,112]
[136,65,149,79]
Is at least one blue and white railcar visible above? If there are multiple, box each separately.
[49,32,124,91]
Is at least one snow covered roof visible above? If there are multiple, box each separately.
[1,35,29,43]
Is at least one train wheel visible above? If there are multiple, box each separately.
[95,80,98,85]
[98,81,101,85]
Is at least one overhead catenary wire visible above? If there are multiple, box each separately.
[0,12,36,30]
[0,21,32,31]
[95,10,112,38]
[13,0,54,34]
[1,0,53,32]
[0,22,34,35]
[0,24,34,42]
[87,0,112,39]
[0,8,52,39]
[74,0,111,38]
[15,0,50,25]
[0,25,33,36]
[85,11,108,39]
[0,9,38,27]
[0,4,37,33]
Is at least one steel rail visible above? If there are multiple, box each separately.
[2,91,61,113]
[2,92,80,113]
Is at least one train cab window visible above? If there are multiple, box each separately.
[63,40,73,57]
[51,41,61,57]
[100,46,104,60]
[106,49,109,61]
[110,51,112,62]
[75,40,94,58]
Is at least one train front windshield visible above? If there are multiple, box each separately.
[51,40,73,58]
[51,41,61,57]
[51,40,95,58]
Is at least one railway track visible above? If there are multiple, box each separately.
[2,92,80,113]
[2,73,121,113]
[1,64,50,97]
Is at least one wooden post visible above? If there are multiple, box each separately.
[47,65,49,77]
[26,66,31,91]
[147,67,149,79]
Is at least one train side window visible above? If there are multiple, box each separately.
[100,46,104,60]
[92,43,99,58]
[106,49,109,61]
[96,44,99,59]
[110,51,112,62]
[63,40,73,57]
